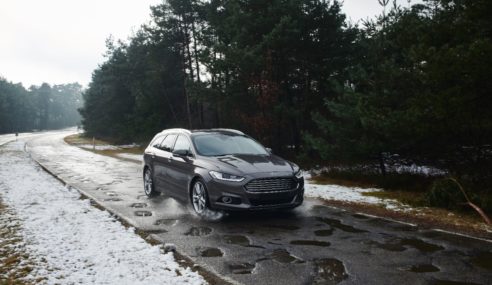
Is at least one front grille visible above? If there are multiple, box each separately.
[245,177,297,193]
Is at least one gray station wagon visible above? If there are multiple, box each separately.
[142,128,304,217]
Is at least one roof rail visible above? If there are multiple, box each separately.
[210,128,244,135]
[161,128,191,134]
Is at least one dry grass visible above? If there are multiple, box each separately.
[63,133,108,146]
[362,190,428,208]
[64,134,144,163]
[0,199,40,284]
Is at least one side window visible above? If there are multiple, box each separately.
[152,135,166,148]
[173,135,192,153]
[160,134,177,152]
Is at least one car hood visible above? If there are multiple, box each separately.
[201,154,295,175]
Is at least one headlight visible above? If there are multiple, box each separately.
[294,169,303,179]
[209,171,245,182]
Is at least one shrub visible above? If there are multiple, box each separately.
[426,179,468,211]
[425,178,484,213]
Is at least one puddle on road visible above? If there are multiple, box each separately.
[314,229,334,237]
[290,240,330,247]
[400,238,444,253]
[375,241,406,252]
[431,279,482,285]
[245,244,265,249]
[262,224,300,231]
[267,249,304,264]
[186,227,212,236]
[103,198,123,202]
[224,235,250,246]
[154,219,178,227]
[310,205,332,213]
[316,217,367,233]
[369,238,444,253]
[130,203,148,208]
[198,247,223,257]
[134,211,152,217]
[403,264,440,273]
[470,252,492,270]
[313,258,348,284]
[228,262,255,274]
[145,229,168,234]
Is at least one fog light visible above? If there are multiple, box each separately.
[222,196,233,204]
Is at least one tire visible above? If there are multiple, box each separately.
[191,179,224,221]
[143,167,159,197]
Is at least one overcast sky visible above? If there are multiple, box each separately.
[0,0,419,88]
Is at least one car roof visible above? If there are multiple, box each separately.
[158,128,244,136]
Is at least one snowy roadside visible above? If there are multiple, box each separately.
[304,182,409,211]
[0,132,40,146]
[0,141,206,285]
[116,153,144,162]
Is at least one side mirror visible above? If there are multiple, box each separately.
[265,147,272,154]
[173,149,191,157]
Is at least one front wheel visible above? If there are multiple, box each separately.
[143,167,159,197]
[191,180,224,221]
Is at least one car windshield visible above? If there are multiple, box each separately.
[192,133,269,156]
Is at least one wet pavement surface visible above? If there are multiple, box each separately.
[21,130,492,285]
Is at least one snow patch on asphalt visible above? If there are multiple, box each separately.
[0,141,206,285]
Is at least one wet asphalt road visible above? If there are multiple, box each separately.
[20,130,492,285]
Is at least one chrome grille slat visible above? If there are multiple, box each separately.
[245,177,296,193]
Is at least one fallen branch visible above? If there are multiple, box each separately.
[445,177,491,225]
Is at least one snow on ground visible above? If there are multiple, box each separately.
[304,182,409,210]
[0,132,38,146]
[0,140,206,285]
[299,170,409,210]
[117,153,144,162]
[308,163,446,177]
[79,144,121,151]
[78,143,140,151]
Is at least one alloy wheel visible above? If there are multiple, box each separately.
[144,169,153,196]
[192,181,207,214]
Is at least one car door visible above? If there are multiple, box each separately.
[167,134,195,200]
[147,135,165,188]
[153,134,177,194]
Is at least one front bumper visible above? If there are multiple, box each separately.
[206,174,304,211]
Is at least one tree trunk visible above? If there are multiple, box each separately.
[379,152,387,176]
[179,15,192,129]
[191,18,204,127]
